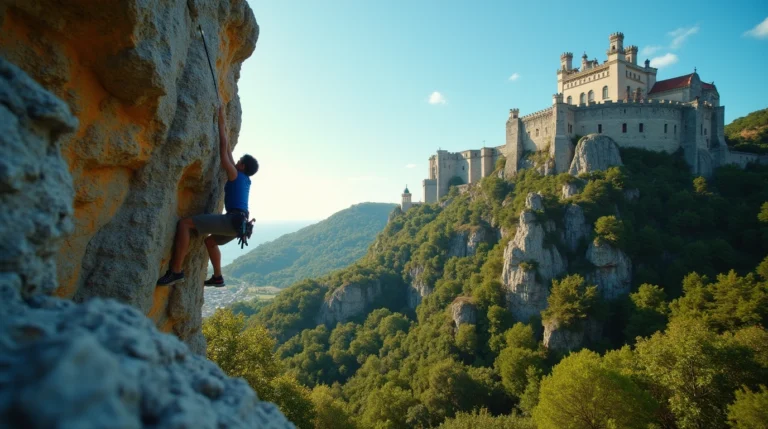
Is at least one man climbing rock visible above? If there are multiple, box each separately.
[157,104,258,287]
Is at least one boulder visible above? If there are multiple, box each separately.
[586,239,632,300]
[447,231,470,258]
[406,265,432,309]
[450,298,477,328]
[561,204,588,253]
[315,280,383,326]
[543,318,602,353]
[568,134,623,176]
[0,0,259,351]
[561,182,580,199]
[501,193,566,322]
[0,58,292,428]
[623,188,640,201]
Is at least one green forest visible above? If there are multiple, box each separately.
[725,108,768,154]
[223,202,396,288]
[205,145,768,428]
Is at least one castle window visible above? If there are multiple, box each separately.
[602,86,609,99]
[700,124,703,135]
[664,124,668,133]
[598,124,602,133]
[639,123,644,132]
[580,93,586,104]
[626,86,630,96]
[588,90,594,102]
[567,96,572,104]
[704,128,707,135]
[674,125,677,134]
[622,123,627,133]
[536,129,539,137]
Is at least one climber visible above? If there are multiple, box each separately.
[156,104,259,288]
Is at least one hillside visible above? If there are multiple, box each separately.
[223,202,397,288]
[725,107,768,153]
[233,139,768,428]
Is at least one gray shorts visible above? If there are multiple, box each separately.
[191,213,238,245]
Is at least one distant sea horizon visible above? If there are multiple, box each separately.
[212,220,318,269]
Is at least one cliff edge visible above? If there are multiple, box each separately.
[0,0,257,351]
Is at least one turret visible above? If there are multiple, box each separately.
[509,108,519,119]
[608,32,625,54]
[401,186,412,211]
[625,45,638,65]
[560,52,573,71]
[553,93,564,105]
[581,52,588,70]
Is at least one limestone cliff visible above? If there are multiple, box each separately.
[315,280,383,326]
[407,265,432,309]
[560,204,588,253]
[587,239,632,300]
[450,297,477,329]
[543,318,602,353]
[501,193,567,322]
[0,0,258,351]
[569,134,623,176]
[0,58,292,428]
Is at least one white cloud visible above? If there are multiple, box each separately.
[405,164,417,169]
[641,45,663,56]
[744,17,768,39]
[649,53,679,68]
[668,25,699,49]
[428,91,446,105]
[508,73,520,81]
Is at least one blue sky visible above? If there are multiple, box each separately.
[235,0,768,221]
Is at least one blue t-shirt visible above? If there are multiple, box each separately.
[224,171,250,212]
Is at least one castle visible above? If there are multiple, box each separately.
[421,32,767,204]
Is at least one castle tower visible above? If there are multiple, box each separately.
[625,45,638,65]
[504,108,522,178]
[607,32,625,61]
[581,52,588,70]
[560,52,573,71]
[401,185,412,211]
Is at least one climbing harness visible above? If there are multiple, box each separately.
[229,212,255,249]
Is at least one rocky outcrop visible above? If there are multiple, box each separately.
[568,134,623,176]
[561,182,580,199]
[501,193,566,322]
[586,239,632,300]
[0,0,258,351]
[467,226,492,256]
[624,188,640,201]
[0,58,292,428]
[561,204,588,253]
[448,231,470,258]
[447,226,493,259]
[450,298,477,328]
[543,318,602,353]
[316,280,383,325]
[520,153,556,176]
[407,265,432,309]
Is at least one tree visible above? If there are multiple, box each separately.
[541,274,598,328]
[728,386,768,429]
[533,350,657,429]
[310,385,356,429]
[495,346,545,398]
[362,383,419,429]
[760,202,768,223]
[438,409,535,429]
[624,284,669,341]
[594,215,625,246]
[693,176,709,194]
[203,309,316,428]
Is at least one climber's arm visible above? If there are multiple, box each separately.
[218,106,238,181]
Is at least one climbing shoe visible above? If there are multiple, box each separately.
[157,270,184,286]
[204,275,226,287]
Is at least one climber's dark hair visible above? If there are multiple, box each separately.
[241,154,259,176]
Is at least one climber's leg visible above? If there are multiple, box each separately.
[170,217,195,273]
[205,236,222,277]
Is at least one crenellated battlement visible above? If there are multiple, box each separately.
[521,106,554,121]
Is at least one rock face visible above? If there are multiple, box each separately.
[501,193,566,322]
[568,134,623,176]
[586,239,632,300]
[448,231,470,258]
[0,58,292,428]
[316,280,383,325]
[543,319,602,353]
[450,298,477,328]
[561,204,588,253]
[407,265,432,309]
[447,226,493,259]
[0,0,258,351]
[561,182,580,199]
[466,226,492,256]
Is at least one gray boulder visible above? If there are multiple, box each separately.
[586,239,632,300]
[568,134,623,176]
[0,57,293,429]
[450,298,477,329]
[561,182,580,199]
[543,318,602,353]
[0,0,259,351]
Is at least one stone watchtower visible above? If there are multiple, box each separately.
[401,186,412,211]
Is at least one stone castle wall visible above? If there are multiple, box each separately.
[520,107,555,152]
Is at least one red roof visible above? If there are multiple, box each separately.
[648,73,717,94]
